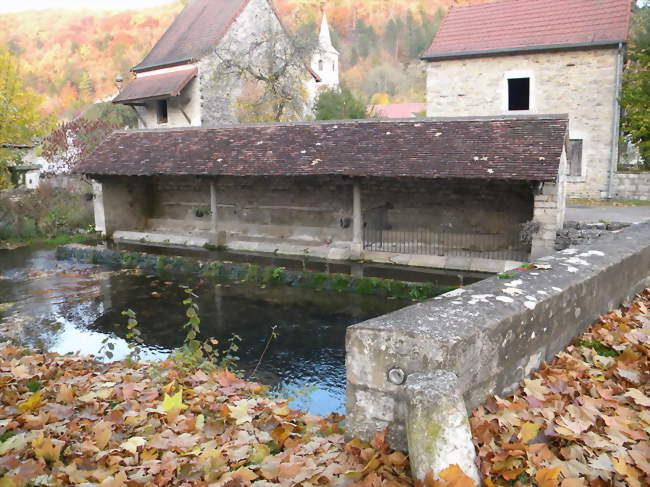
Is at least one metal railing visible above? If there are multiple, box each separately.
[363,228,529,261]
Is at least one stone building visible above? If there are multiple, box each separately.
[77,116,568,273]
[113,0,338,128]
[421,0,632,199]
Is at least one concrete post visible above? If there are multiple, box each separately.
[92,180,106,236]
[210,181,218,234]
[404,371,480,484]
[352,181,362,258]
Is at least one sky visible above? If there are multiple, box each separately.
[0,0,176,14]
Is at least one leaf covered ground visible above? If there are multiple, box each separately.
[471,289,650,487]
[0,346,412,487]
[1,289,649,487]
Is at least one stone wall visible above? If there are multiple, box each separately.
[346,222,650,451]
[426,48,619,199]
[199,0,290,125]
[614,173,650,201]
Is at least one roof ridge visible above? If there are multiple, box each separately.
[111,114,570,134]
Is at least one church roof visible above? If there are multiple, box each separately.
[422,0,631,61]
[133,0,252,72]
[76,116,568,183]
[113,67,198,104]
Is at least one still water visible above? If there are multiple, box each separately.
[0,246,411,415]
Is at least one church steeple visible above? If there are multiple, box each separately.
[319,12,338,54]
[311,9,340,90]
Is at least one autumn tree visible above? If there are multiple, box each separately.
[0,46,51,188]
[314,85,370,120]
[620,5,650,167]
[211,26,315,123]
[41,118,119,175]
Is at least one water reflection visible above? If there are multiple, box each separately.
[0,247,410,414]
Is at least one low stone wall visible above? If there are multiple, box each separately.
[346,222,650,451]
[614,172,650,201]
[56,244,453,301]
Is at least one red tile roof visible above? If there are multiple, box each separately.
[133,0,251,72]
[113,67,198,104]
[423,0,632,60]
[75,116,568,182]
[373,103,427,119]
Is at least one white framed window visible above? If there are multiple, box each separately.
[503,70,535,113]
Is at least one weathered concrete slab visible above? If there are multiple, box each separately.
[346,222,650,451]
[405,371,479,482]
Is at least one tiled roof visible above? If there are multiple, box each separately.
[373,103,427,119]
[113,67,197,104]
[133,0,251,72]
[423,0,631,60]
[75,116,568,182]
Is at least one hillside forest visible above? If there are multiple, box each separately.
[0,0,473,121]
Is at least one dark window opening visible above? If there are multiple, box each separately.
[508,78,530,111]
[157,99,168,124]
[568,139,583,176]
[318,59,323,71]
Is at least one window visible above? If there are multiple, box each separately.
[507,77,530,111]
[332,61,336,71]
[568,139,583,177]
[156,99,168,124]
[318,59,323,71]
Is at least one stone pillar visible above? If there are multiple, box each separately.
[531,181,563,258]
[351,181,363,259]
[210,181,218,234]
[92,180,106,236]
[404,371,480,484]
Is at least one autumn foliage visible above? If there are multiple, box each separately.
[472,290,650,487]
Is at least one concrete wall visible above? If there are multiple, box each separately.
[426,48,619,199]
[95,178,153,237]
[614,173,650,201]
[346,221,650,451]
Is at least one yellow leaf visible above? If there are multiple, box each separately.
[119,436,146,455]
[162,390,187,413]
[229,399,253,425]
[518,422,542,444]
[535,467,561,487]
[438,464,476,487]
[612,457,641,487]
[55,384,74,404]
[249,444,270,465]
[32,434,63,464]
[0,478,17,487]
[18,391,41,412]
[561,479,586,487]
[93,421,112,450]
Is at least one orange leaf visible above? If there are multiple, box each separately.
[535,467,561,487]
[438,464,476,487]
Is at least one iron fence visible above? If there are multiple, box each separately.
[363,228,529,261]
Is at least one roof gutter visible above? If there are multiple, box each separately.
[420,40,626,61]
[132,57,194,73]
[607,42,624,199]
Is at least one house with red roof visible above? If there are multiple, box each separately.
[422,0,632,199]
[113,0,338,128]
